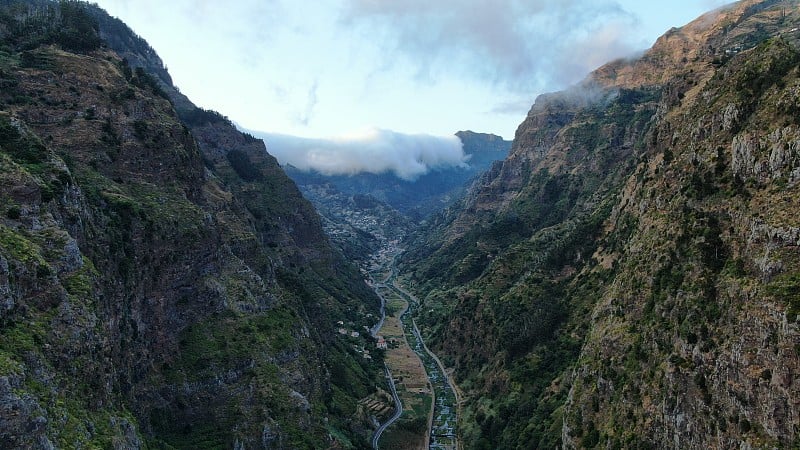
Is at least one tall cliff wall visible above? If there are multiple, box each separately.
[401,1,800,448]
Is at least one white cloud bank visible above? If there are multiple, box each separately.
[252,129,467,181]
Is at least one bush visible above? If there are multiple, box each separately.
[767,272,800,321]
[226,149,262,182]
[55,0,103,52]
[132,67,168,100]
[180,107,230,127]
[5,206,21,220]
[132,120,148,140]
[0,116,48,164]
[5,1,102,53]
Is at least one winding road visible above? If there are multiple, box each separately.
[369,255,403,449]
[372,365,403,449]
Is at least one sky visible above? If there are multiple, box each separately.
[92,0,729,178]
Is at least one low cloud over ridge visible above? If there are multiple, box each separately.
[252,129,467,181]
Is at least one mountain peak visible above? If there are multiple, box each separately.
[592,0,799,90]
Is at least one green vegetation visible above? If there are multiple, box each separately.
[400,80,681,448]
[410,15,800,448]
[180,106,232,127]
[1,0,101,53]
[0,224,34,261]
[131,66,169,100]
[0,114,47,164]
[227,149,263,182]
[732,38,799,103]
[767,272,800,322]
[62,256,97,299]
[408,201,618,448]
[168,308,297,382]
[0,2,385,446]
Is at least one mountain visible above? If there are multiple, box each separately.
[285,131,511,221]
[0,1,383,448]
[400,0,800,448]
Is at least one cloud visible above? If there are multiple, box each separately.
[252,128,467,181]
[340,0,641,93]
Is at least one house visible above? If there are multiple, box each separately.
[376,336,388,349]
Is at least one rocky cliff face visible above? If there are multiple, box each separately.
[0,1,381,448]
[401,1,800,448]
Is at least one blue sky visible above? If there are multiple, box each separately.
[92,0,728,176]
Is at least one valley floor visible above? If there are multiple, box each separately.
[365,244,459,450]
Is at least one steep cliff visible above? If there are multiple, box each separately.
[401,1,800,448]
[0,1,381,448]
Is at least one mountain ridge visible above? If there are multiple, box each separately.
[0,1,384,448]
[400,0,800,447]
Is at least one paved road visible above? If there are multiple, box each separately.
[396,281,462,410]
[369,287,387,337]
[412,318,462,409]
[372,365,403,449]
[369,252,459,449]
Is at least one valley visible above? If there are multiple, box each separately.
[297,1,800,448]
[363,241,459,449]
[289,131,503,449]
[1,0,799,449]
